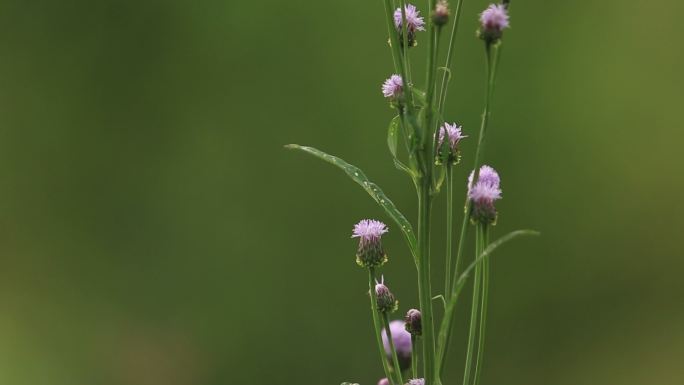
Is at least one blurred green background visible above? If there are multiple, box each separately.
[1,0,683,384]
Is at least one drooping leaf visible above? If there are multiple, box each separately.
[286,144,418,261]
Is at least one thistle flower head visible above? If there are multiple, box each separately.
[352,219,388,268]
[377,379,390,385]
[393,4,425,47]
[478,4,510,43]
[374,276,398,313]
[432,0,450,26]
[407,379,425,385]
[382,320,413,370]
[467,165,502,225]
[394,4,426,32]
[404,308,422,336]
[436,122,466,164]
[382,74,404,100]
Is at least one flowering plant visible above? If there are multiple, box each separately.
[287,2,536,385]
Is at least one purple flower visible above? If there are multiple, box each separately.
[393,4,426,33]
[382,320,412,371]
[382,74,403,99]
[432,0,450,26]
[404,308,422,336]
[437,122,468,157]
[407,379,425,385]
[374,276,398,313]
[467,165,502,224]
[377,379,390,385]
[479,4,509,42]
[352,219,388,268]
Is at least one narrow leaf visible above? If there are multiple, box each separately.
[387,115,400,158]
[286,144,418,261]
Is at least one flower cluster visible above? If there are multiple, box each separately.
[468,165,502,224]
[478,3,510,43]
[393,4,425,47]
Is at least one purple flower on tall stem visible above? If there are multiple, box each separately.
[393,4,425,47]
[382,75,404,99]
[352,219,388,268]
[382,320,413,371]
[468,165,502,224]
[437,122,466,164]
[479,3,510,43]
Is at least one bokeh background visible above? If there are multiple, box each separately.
[1,0,683,384]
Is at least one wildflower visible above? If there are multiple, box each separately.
[378,379,390,385]
[393,4,425,47]
[407,379,425,385]
[432,0,450,27]
[374,276,398,313]
[382,320,413,371]
[382,75,404,100]
[352,219,388,268]
[478,4,510,44]
[467,165,502,225]
[436,122,466,164]
[404,308,422,336]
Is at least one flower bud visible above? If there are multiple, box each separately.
[352,219,388,268]
[382,320,413,371]
[378,379,390,385]
[478,3,510,44]
[374,277,398,313]
[404,308,422,336]
[467,165,502,225]
[432,0,450,27]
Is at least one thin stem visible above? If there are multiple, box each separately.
[473,225,489,385]
[424,0,438,160]
[369,268,399,385]
[382,0,413,109]
[411,335,418,379]
[399,0,412,86]
[444,164,454,300]
[383,313,405,385]
[436,0,465,115]
[417,181,435,385]
[452,42,498,287]
[462,225,483,385]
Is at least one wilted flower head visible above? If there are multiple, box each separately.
[404,308,422,336]
[382,320,412,371]
[352,219,388,268]
[432,0,450,26]
[468,165,502,224]
[393,4,425,47]
[436,122,466,164]
[382,74,404,100]
[478,4,510,43]
[377,379,390,385]
[407,379,425,385]
[374,276,398,313]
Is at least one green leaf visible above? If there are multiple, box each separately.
[387,115,400,158]
[455,230,540,287]
[435,229,539,373]
[286,144,418,262]
[411,87,427,106]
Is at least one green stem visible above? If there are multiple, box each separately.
[462,225,483,385]
[436,0,465,116]
[369,268,399,385]
[382,0,413,109]
[417,181,435,385]
[383,313,405,385]
[473,225,489,385]
[444,164,454,300]
[452,42,498,288]
[411,335,418,379]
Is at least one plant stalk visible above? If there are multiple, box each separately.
[461,225,483,385]
[444,164,454,300]
[369,268,399,385]
[417,181,435,385]
[473,225,489,385]
[383,313,405,385]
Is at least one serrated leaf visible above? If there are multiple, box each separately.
[286,144,418,262]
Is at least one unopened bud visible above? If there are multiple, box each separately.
[432,0,450,27]
[374,277,398,313]
[404,308,422,336]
